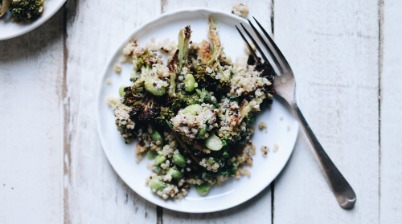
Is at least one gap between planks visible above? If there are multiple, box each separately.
[62,5,71,224]
[62,0,76,223]
[377,0,384,223]
[158,1,167,222]
[270,1,275,224]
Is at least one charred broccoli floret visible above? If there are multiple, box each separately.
[123,86,160,123]
[9,0,44,23]
[130,99,160,122]
[133,50,154,72]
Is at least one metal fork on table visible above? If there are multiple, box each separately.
[236,17,356,209]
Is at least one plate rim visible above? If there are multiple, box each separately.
[0,0,66,41]
[96,7,299,213]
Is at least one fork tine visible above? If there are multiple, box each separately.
[252,17,291,71]
[247,19,283,74]
[239,23,269,65]
[235,25,259,64]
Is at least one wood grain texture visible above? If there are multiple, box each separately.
[0,12,64,223]
[274,0,380,223]
[161,1,273,223]
[63,1,160,223]
[380,0,402,223]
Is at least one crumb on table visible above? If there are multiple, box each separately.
[231,3,249,18]
[106,97,118,108]
[240,168,251,176]
[258,122,267,131]
[105,78,112,85]
[273,144,279,153]
[114,64,122,74]
[261,146,269,157]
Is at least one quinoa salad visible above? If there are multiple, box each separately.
[107,17,275,200]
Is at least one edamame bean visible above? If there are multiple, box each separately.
[205,134,223,151]
[197,127,207,138]
[151,131,164,145]
[173,153,186,167]
[184,74,196,92]
[182,104,201,115]
[148,177,165,191]
[144,78,166,96]
[154,155,166,165]
[195,183,211,196]
[167,168,183,179]
[119,86,125,97]
[154,166,162,174]
[147,150,158,159]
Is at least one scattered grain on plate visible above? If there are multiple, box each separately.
[106,97,118,108]
[231,3,249,18]
[258,122,267,131]
[239,168,251,176]
[114,64,122,74]
[249,142,256,155]
[105,78,112,85]
[280,116,284,121]
[244,42,256,55]
[273,144,279,153]
[261,146,269,157]
[287,125,291,132]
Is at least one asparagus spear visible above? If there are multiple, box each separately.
[178,25,191,71]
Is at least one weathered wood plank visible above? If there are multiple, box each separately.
[161,0,273,222]
[0,12,64,223]
[380,0,402,223]
[64,0,160,223]
[274,0,379,223]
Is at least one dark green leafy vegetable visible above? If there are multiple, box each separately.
[9,0,44,23]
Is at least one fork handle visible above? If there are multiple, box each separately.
[293,104,357,209]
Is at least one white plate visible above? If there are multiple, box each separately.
[0,0,66,40]
[96,8,299,213]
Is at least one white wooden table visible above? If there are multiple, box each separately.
[1,0,400,223]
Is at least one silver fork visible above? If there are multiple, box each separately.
[236,17,356,209]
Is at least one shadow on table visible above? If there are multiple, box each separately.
[162,185,272,220]
[0,8,65,64]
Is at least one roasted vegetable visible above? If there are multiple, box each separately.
[122,85,160,123]
[130,96,160,122]
[110,17,274,200]
[178,25,191,71]
[167,50,179,97]
[0,0,10,17]
[207,17,222,65]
